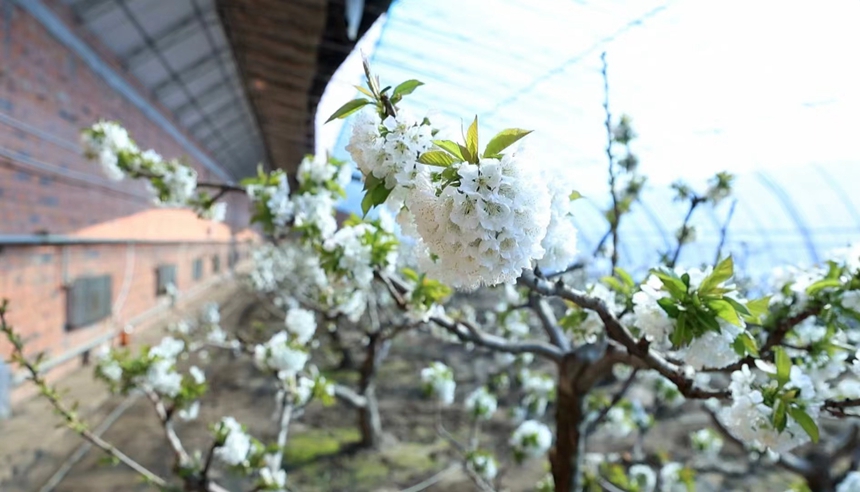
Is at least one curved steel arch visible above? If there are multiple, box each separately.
[734,199,778,261]
[813,164,860,231]
[637,200,673,251]
[569,215,596,255]
[755,171,820,264]
[580,197,634,261]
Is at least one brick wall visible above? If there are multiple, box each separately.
[0,0,259,397]
[0,1,250,234]
[0,240,252,365]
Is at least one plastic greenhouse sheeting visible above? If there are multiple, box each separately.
[326,0,860,281]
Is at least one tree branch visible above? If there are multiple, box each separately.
[822,398,860,417]
[520,272,728,400]
[667,196,705,268]
[714,199,737,264]
[333,384,368,408]
[529,293,571,351]
[601,52,621,271]
[379,272,565,362]
[586,369,639,435]
[705,305,822,373]
[145,390,191,466]
[270,391,294,474]
[0,305,169,488]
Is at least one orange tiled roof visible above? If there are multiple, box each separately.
[70,208,241,242]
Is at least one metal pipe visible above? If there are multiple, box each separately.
[0,234,249,246]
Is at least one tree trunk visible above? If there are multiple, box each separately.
[805,452,835,492]
[357,384,382,448]
[327,326,354,370]
[551,355,589,492]
[356,335,388,448]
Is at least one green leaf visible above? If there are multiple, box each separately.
[458,143,474,164]
[654,271,688,299]
[361,183,392,216]
[360,193,373,216]
[670,314,688,347]
[418,151,457,167]
[738,332,760,357]
[806,278,842,296]
[432,140,465,160]
[708,299,742,327]
[392,79,424,98]
[723,296,751,317]
[326,98,371,123]
[354,85,375,98]
[466,116,479,162]
[772,400,787,431]
[775,347,791,386]
[482,128,533,158]
[601,276,624,293]
[363,172,382,192]
[401,268,420,282]
[746,297,772,320]
[569,190,583,201]
[614,267,635,288]
[788,407,820,443]
[699,256,734,294]
[658,297,680,318]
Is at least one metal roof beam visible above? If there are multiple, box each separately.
[173,82,232,119]
[71,0,115,20]
[113,0,245,168]
[187,100,243,134]
[152,48,228,96]
[196,114,250,146]
[122,13,213,70]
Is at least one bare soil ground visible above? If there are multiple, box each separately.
[0,285,802,492]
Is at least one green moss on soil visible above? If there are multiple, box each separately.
[283,427,361,467]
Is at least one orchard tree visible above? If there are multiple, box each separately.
[4,56,860,492]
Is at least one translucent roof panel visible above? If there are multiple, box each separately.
[62,0,266,180]
[322,0,860,280]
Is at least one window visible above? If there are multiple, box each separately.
[192,258,203,281]
[155,264,177,296]
[67,275,112,330]
[212,254,221,273]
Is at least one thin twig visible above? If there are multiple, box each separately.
[145,390,191,466]
[271,391,294,473]
[379,273,564,361]
[667,196,705,268]
[601,52,621,271]
[586,369,639,434]
[0,305,169,488]
[714,199,738,264]
[529,292,570,351]
[397,464,459,492]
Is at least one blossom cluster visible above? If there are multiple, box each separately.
[341,83,580,289]
[95,333,206,422]
[631,264,745,370]
[254,315,313,380]
[346,109,434,206]
[82,121,220,218]
[509,419,553,461]
[464,386,498,420]
[718,362,820,453]
[420,361,456,405]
